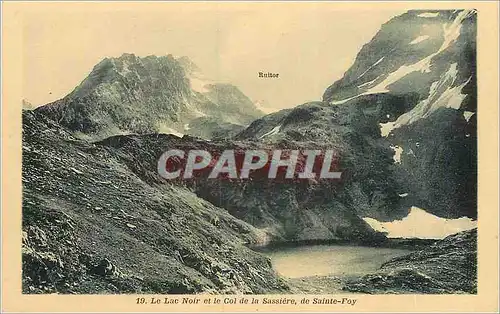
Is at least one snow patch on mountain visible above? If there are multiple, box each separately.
[440,10,475,53]
[431,77,471,111]
[366,58,431,94]
[366,10,474,95]
[330,94,365,105]
[399,63,467,120]
[357,75,381,89]
[410,35,430,45]
[363,206,477,239]
[357,57,385,79]
[379,121,397,137]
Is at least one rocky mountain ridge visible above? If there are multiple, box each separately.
[237,9,477,220]
[344,228,477,294]
[36,53,264,140]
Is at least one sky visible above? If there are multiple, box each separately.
[22,3,405,112]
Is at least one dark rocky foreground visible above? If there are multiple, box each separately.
[22,110,288,294]
[343,229,477,294]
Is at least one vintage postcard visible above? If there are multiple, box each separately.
[1,1,499,312]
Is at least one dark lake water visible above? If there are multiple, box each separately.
[265,245,411,278]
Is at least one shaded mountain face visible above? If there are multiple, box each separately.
[94,131,389,243]
[22,110,287,294]
[237,9,477,220]
[35,53,264,140]
[23,8,477,287]
[323,10,476,109]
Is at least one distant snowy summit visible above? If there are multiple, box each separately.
[324,9,476,137]
[35,53,265,140]
[363,206,477,239]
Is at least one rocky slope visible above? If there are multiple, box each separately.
[237,9,477,221]
[35,53,263,140]
[323,9,477,219]
[30,9,478,242]
[343,228,477,294]
[94,129,389,243]
[22,110,287,294]
[22,99,36,110]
